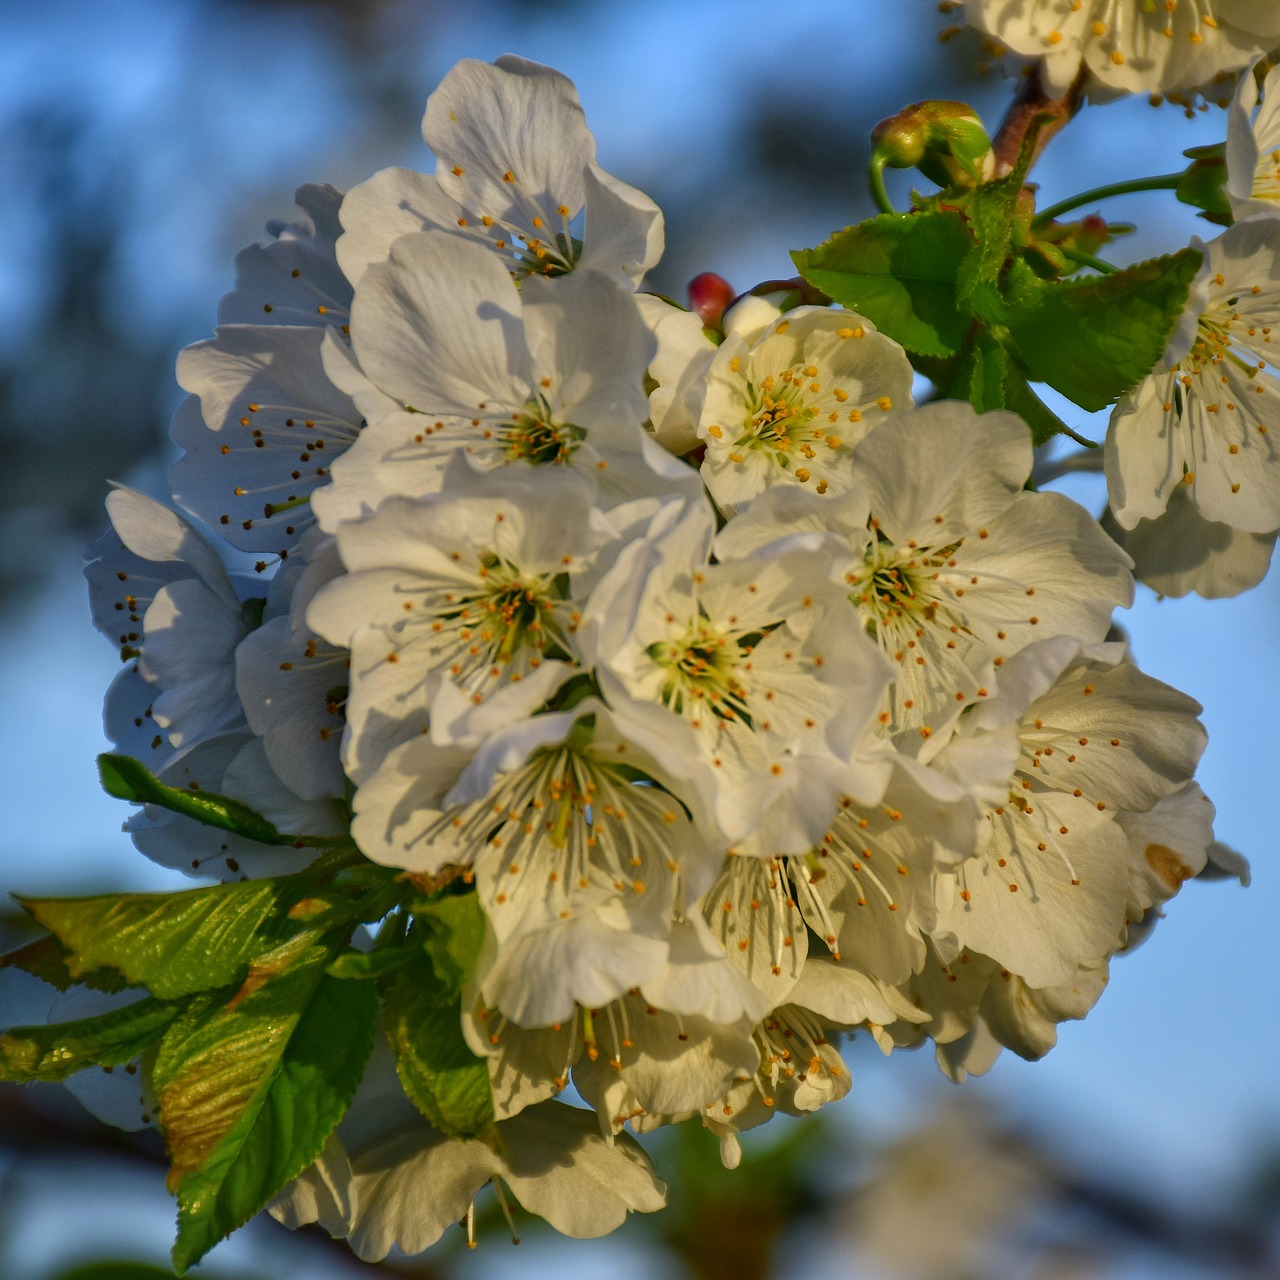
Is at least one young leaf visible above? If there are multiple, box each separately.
[0,934,128,993]
[949,327,1012,413]
[954,123,1041,301]
[994,249,1203,411]
[792,211,974,356]
[18,882,293,998]
[383,950,494,1138]
[99,753,288,845]
[417,892,486,994]
[1,994,184,1083]
[155,940,377,1273]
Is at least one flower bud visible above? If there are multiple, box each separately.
[870,101,996,191]
[688,272,736,329]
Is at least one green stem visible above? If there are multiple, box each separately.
[868,155,896,216]
[1059,244,1119,275]
[1033,173,1182,226]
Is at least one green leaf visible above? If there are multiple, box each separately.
[19,882,294,998]
[994,249,1203,411]
[98,753,289,846]
[156,939,377,1273]
[1002,373,1073,447]
[948,328,1070,446]
[384,951,493,1138]
[325,945,411,981]
[956,187,1016,302]
[792,210,975,356]
[0,994,183,1082]
[50,1264,222,1280]
[954,122,1042,302]
[417,892,486,994]
[949,327,1011,413]
[0,934,128,993]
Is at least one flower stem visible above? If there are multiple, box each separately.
[868,155,897,215]
[1060,244,1119,275]
[1033,173,1183,226]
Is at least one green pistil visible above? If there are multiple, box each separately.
[263,493,312,518]
[505,406,586,466]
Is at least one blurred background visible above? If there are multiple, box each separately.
[0,0,1276,1276]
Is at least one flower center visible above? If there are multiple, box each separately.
[503,400,587,465]
[740,371,817,458]
[650,616,753,724]
[423,554,570,694]
[847,539,955,639]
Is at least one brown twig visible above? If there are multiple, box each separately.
[990,62,1088,177]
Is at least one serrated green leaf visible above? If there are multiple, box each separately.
[98,753,288,845]
[0,994,183,1083]
[384,951,493,1138]
[957,188,1015,301]
[417,892,486,994]
[0,934,128,993]
[950,328,1011,412]
[19,882,293,998]
[792,211,974,356]
[995,249,1203,411]
[1002,374,1072,447]
[156,940,377,1273]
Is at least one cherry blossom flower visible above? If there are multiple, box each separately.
[1107,217,1280,536]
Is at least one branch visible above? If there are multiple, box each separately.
[990,62,1088,177]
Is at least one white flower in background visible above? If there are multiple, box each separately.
[127,731,342,880]
[934,638,1207,988]
[216,184,352,329]
[696,307,914,512]
[172,328,363,557]
[1227,59,1280,219]
[962,0,1280,97]
[1107,217,1280,535]
[272,1088,665,1259]
[571,987,760,1136]
[1105,483,1277,599]
[233,530,348,800]
[314,234,692,529]
[719,402,1134,738]
[636,293,717,457]
[89,487,249,752]
[85,489,343,877]
[169,184,360,555]
[336,55,662,289]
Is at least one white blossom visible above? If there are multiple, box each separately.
[272,1096,665,1259]
[695,307,914,512]
[335,55,662,289]
[1227,59,1280,219]
[1107,217,1280,535]
[962,0,1279,98]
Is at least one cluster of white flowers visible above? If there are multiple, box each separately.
[960,0,1280,102]
[81,54,1227,1259]
[1106,58,1280,597]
